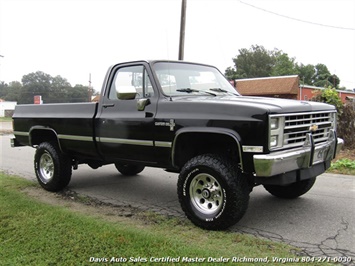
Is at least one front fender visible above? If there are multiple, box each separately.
[171,127,244,170]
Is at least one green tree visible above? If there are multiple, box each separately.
[227,45,275,79]
[5,81,22,102]
[69,85,91,102]
[296,63,315,85]
[224,66,238,80]
[1,72,94,103]
[313,64,330,87]
[226,45,297,79]
[271,52,297,76]
[19,71,92,104]
[0,81,23,102]
[51,75,71,88]
[309,64,340,88]
[0,81,8,99]
[21,71,52,104]
[225,45,343,89]
[49,75,72,103]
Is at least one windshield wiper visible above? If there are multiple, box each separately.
[176,88,199,93]
[176,88,216,96]
[209,88,239,96]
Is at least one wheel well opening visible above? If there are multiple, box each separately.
[30,129,58,146]
[174,132,240,168]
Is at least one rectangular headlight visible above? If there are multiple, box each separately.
[269,115,285,150]
[270,118,279,130]
[331,112,337,131]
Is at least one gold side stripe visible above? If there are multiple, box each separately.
[155,141,172,148]
[14,131,171,148]
[98,137,154,146]
[58,134,93,142]
[13,131,29,136]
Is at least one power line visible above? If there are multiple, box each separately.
[238,0,355,31]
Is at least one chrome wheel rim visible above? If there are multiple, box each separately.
[39,152,54,184]
[189,173,224,215]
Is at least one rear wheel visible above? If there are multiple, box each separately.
[114,163,145,176]
[263,177,317,199]
[177,154,249,230]
[34,142,72,192]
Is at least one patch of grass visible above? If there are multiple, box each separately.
[0,116,12,122]
[328,158,355,175]
[0,173,334,265]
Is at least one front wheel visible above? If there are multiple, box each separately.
[34,142,72,192]
[263,177,317,199]
[177,154,250,230]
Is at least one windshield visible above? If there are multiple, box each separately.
[153,62,240,97]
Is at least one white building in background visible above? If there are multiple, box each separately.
[0,99,17,117]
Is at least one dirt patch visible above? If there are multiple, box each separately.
[335,148,355,161]
[22,186,144,225]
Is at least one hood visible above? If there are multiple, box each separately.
[172,95,336,115]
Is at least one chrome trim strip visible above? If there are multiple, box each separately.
[58,134,93,142]
[269,110,336,118]
[98,137,154,146]
[242,145,263,153]
[155,141,172,148]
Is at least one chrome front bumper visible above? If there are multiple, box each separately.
[254,130,344,177]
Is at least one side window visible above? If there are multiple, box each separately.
[109,65,154,100]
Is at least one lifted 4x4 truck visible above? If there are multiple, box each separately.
[12,60,344,230]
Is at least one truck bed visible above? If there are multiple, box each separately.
[13,102,99,158]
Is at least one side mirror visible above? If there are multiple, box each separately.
[137,98,151,111]
[116,86,137,100]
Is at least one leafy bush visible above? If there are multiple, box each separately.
[330,158,355,170]
[337,103,355,149]
[311,86,343,115]
[311,87,355,148]
[329,158,355,175]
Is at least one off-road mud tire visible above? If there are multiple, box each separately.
[177,154,249,230]
[34,142,72,192]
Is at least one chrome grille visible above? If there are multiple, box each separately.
[283,111,334,149]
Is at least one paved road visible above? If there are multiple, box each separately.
[1,133,354,263]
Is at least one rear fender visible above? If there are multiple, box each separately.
[29,126,62,151]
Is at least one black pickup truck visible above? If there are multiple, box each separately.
[12,60,343,230]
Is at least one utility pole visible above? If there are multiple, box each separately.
[0,55,4,81]
[88,73,92,102]
[178,0,187,60]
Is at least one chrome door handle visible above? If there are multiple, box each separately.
[103,103,115,108]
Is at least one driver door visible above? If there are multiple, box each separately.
[96,63,157,163]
